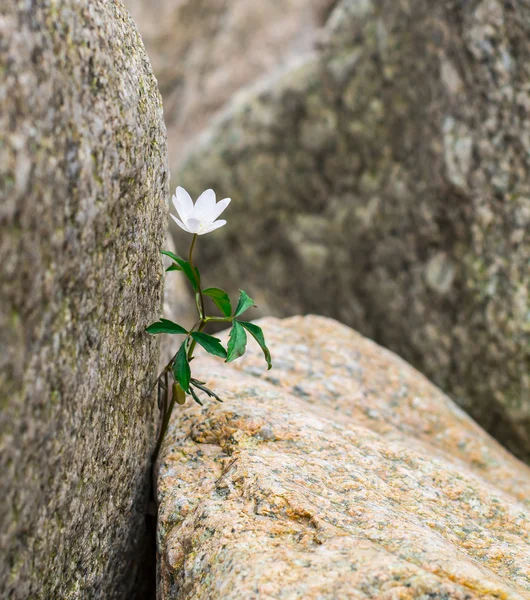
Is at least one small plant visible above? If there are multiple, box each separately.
[147,186,272,459]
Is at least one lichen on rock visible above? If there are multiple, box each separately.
[157,316,530,599]
[0,1,168,598]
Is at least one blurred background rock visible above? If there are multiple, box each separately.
[127,0,529,464]
[125,0,336,173]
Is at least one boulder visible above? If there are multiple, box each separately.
[176,0,530,461]
[157,316,530,599]
[0,1,167,598]
[125,0,335,172]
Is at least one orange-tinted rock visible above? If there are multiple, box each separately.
[157,316,530,599]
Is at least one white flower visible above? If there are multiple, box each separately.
[170,186,230,235]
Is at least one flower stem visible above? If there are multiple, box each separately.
[187,234,208,360]
[151,234,230,468]
[188,232,197,260]
[187,320,205,360]
[188,233,206,319]
[204,316,233,323]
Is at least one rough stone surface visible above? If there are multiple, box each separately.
[0,2,168,598]
[157,316,530,599]
[176,0,530,462]
[125,0,336,174]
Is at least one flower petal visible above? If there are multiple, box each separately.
[184,217,202,234]
[209,197,231,221]
[200,219,226,235]
[191,189,216,221]
[173,186,194,220]
[170,213,192,234]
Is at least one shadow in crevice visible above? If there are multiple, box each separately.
[130,463,158,600]
[138,510,157,600]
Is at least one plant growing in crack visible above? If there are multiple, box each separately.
[147,186,272,461]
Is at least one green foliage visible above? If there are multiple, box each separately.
[191,378,223,403]
[173,382,186,405]
[234,290,256,317]
[193,264,201,284]
[189,387,204,406]
[191,331,227,359]
[145,319,187,335]
[239,321,272,370]
[203,287,232,317]
[179,259,200,292]
[173,341,191,392]
[161,250,182,264]
[226,321,247,362]
[161,249,199,292]
[152,234,273,464]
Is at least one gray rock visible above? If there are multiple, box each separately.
[125,0,335,175]
[176,0,530,462]
[0,1,168,598]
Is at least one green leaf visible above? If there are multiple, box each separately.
[180,260,201,292]
[191,331,227,359]
[239,321,272,370]
[189,386,204,406]
[160,250,199,291]
[161,249,185,275]
[161,249,181,262]
[173,259,199,291]
[145,319,188,335]
[191,379,223,403]
[172,382,186,405]
[226,321,247,362]
[203,287,232,317]
[173,341,191,392]
[166,264,181,272]
[161,250,183,271]
[234,290,256,317]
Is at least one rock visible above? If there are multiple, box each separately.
[0,2,168,598]
[175,0,530,461]
[157,316,530,599]
[125,0,336,174]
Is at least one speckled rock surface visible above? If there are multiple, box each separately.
[0,1,167,598]
[125,0,335,174]
[176,0,530,462]
[157,316,530,600]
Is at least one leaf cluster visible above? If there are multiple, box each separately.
[146,250,272,405]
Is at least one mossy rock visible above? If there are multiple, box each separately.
[0,1,168,597]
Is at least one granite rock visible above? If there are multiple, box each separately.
[157,316,530,599]
[0,1,168,598]
[176,0,530,462]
